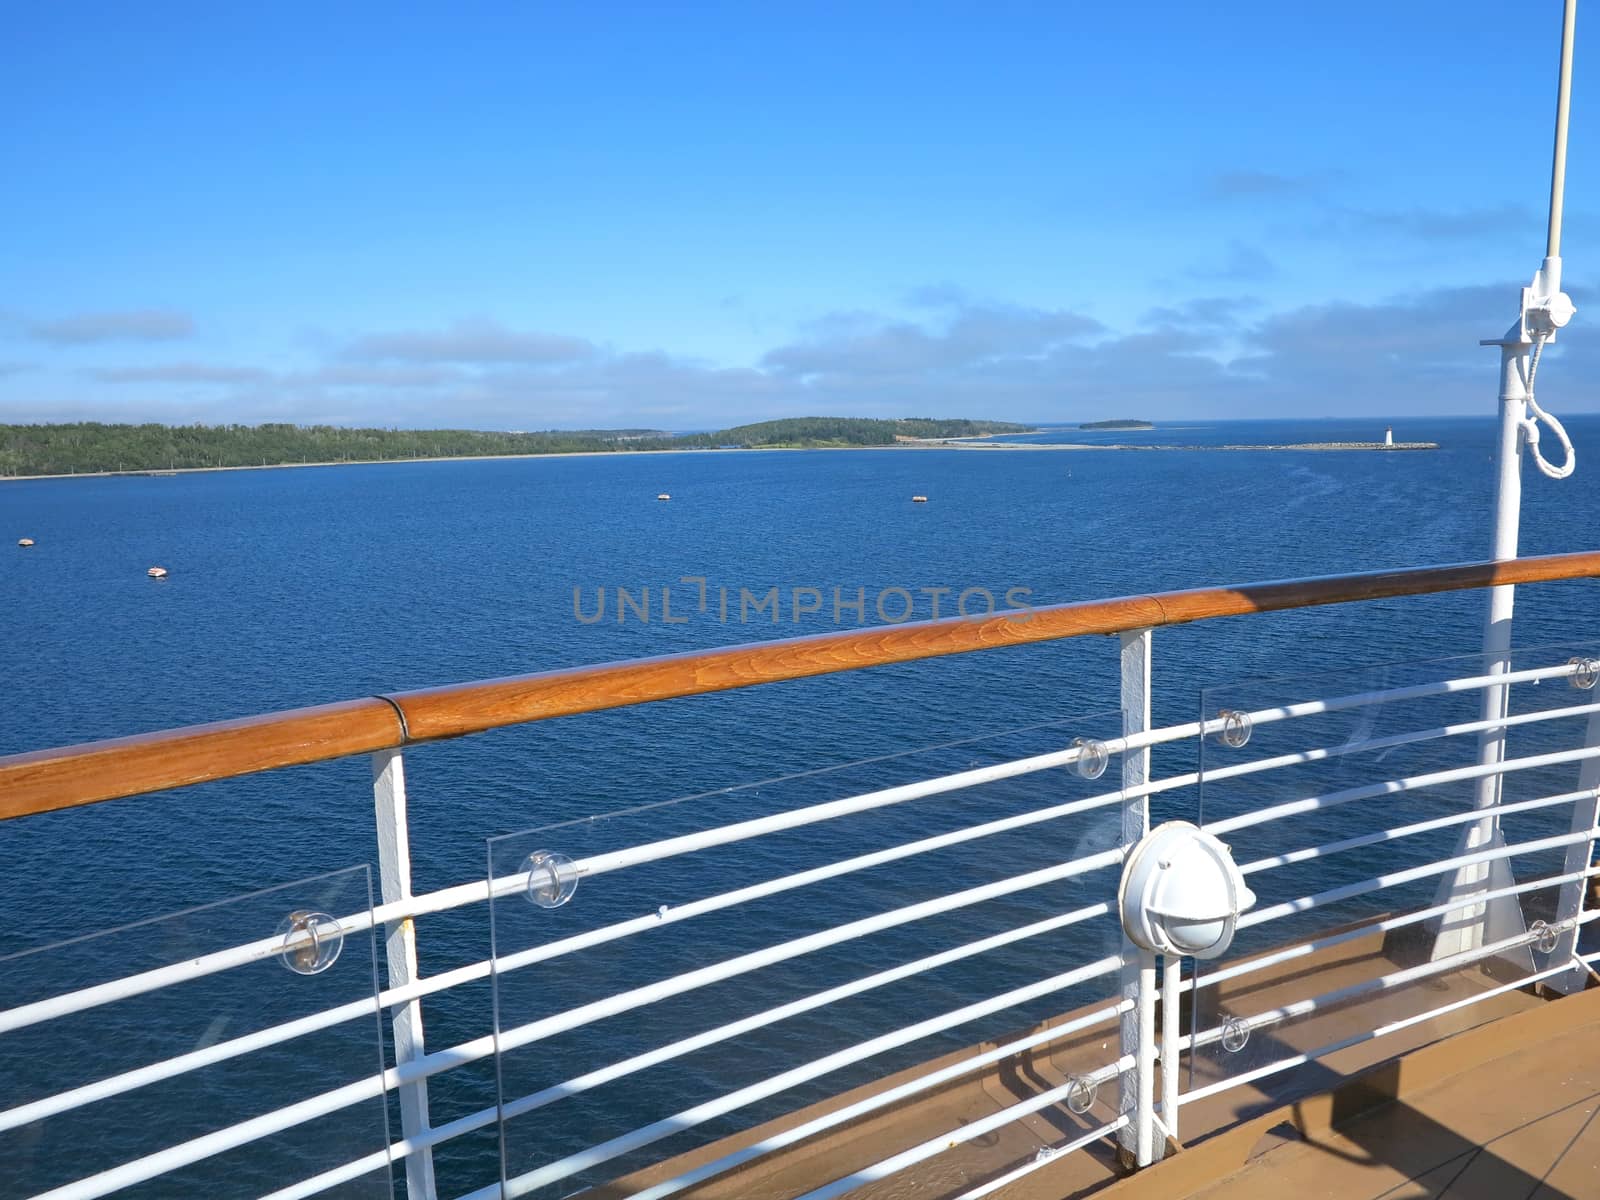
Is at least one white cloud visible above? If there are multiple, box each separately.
[27,310,194,344]
[342,320,595,365]
[6,282,1579,427]
[87,363,270,384]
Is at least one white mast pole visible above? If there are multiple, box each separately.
[1549,0,1578,263]
[1436,0,1579,960]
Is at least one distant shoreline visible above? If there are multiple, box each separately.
[0,447,734,482]
[0,438,1051,482]
[0,435,1438,481]
[940,440,1440,452]
[0,416,1038,478]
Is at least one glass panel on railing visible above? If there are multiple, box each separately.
[0,865,391,1200]
[488,712,1149,1200]
[1191,644,1600,1107]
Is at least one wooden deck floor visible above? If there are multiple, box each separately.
[1112,984,1600,1200]
[603,927,1570,1200]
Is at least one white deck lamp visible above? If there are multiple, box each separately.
[1119,821,1256,960]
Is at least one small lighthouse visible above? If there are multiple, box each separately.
[1384,426,1394,447]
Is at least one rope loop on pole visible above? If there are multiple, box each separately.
[1522,333,1577,480]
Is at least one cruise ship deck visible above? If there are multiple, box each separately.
[4,550,1600,1200]
[601,915,1578,1200]
[1141,984,1600,1200]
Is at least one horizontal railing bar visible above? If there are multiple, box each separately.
[3,776,1138,1160]
[634,1030,1128,1200]
[385,747,1129,932]
[387,685,1596,938]
[1108,687,1596,841]
[257,1152,389,1200]
[954,1117,1131,1200]
[1182,956,1581,1106]
[499,805,1130,971]
[1207,693,1600,795]
[792,1071,1133,1200]
[0,992,381,1135]
[1132,660,1588,765]
[0,914,489,1066]
[453,1001,1132,1200]
[1189,911,1598,1057]
[0,920,377,1038]
[319,897,1126,1188]
[1098,672,1595,819]
[47,876,1584,1200]
[1209,661,1586,737]
[567,741,1106,882]
[25,1071,388,1200]
[24,909,1138,1200]
[496,1017,1126,1200]
[0,719,1550,1039]
[500,900,1113,1124]
[1208,743,1600,838]
[428,767,1180,942]
[5,551,1598,819]
[1193,863,1600,994]
[496,953,1123,1198]
[1239,826,1600,928]
[301,858,1128,1126]
[300,998,1132,1200]
[490,860,1121,1062]
[1015,661,1587,786]
[0,772,1124,1051]
[21,889,1119,1200]
[396,829,1129,1090]
[1240,786,1598,874]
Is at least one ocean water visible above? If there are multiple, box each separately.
[3,415,1600,1196]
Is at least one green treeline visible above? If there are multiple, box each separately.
[675,416,1030,448]
[0,417,1032,475]
[0,423,669,476]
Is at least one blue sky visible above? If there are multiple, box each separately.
[2,1,1596,429]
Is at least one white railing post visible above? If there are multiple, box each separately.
[1544,705,1600,994]
[1435,342,1531,958]
[1437,0,1580,963]
[1160,955,1181,1146]
[1116,628,1161,1167]
[1428,343,1537,964]
[373,748,438,1199]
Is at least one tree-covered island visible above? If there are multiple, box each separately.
[0,417,1034,476]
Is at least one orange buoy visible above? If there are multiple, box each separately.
[17,538,34,547]
[147,566,168,579]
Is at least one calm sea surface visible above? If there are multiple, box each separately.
[4,415,1600,1195]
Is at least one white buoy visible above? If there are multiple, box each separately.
[1384,426,1394,446]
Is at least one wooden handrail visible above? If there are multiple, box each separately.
[4,550,1600,822]
[0,699,404,822]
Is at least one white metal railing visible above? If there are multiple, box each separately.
[3,644,1599,1200]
